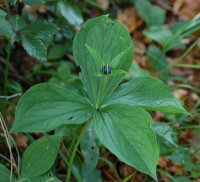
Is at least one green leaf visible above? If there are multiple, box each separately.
[9,15,27,32]
[180,13,200,36]
[0,17,13,37]
[169,147,190,165]
[81,167,102,182]
[109,70,128,76]
[163,13,200,52]
[173,176,192,182]
[125,62,150,79]
[10,83,92,133]
[153,122,178,156]
[22,35,47,61]
[86,44,104,68]
[22,0,44,6]
[73,15,133,107]
[58,1,83,26]
[146,45,168,74]
[21,135,61,177]
[47,44,68,60]
[135,0,165,26]
[144,26,173,46]
[105,77,187,114]
[96,70,128,77]
[23,21,59,40]
[111,46,132,68]
[19,174,62,182]
[80,124,99,171]
[93,105,159,180]
[0,9,7,17]
[0,163,16,182]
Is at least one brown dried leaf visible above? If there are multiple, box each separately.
[15,134,28,149]
[173,88,188,100]
[25,5,39,14]
[0,0,4,5]
[117,6,142,33]
[96,0,109,10]
[177,0,200,20]
[158,157,183,174]
[173,0,185,14]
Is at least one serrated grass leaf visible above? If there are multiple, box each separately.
[22,35,47,61]
[23,21,59,40]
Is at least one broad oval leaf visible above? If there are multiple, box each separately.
[73,15,133,108]
[0,163,16,182]
[144,26,173,46]
[10,83,92,133]
[21,135,61,177]
[105,76,187,114]
[135,0,165,26]
[93,105,159,180]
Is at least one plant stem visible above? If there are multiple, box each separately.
[0,112,18,180]
[175,38,200,65]
[65,117,92,182]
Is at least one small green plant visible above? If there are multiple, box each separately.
[9,15,188,181]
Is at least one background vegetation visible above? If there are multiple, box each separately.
[0,0,200,181]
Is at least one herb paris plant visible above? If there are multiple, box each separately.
[10,16,187,180]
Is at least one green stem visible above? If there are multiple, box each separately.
[175,38,200,65]
[65,117,93,182]
[44,133,81,182]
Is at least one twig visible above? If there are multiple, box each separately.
[9,135,20,175]
[0,153,12,163]
[0,93,22,100]
[0,112,18,182]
